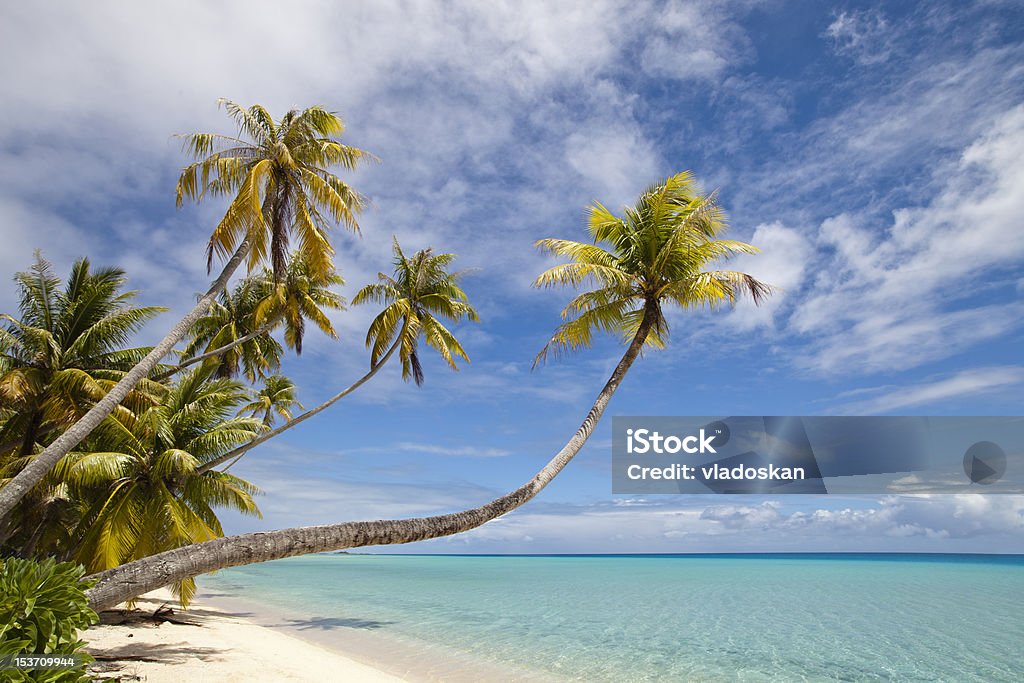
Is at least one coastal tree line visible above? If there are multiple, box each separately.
[0,100,770,612]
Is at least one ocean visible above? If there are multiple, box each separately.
[198,553,1024,681]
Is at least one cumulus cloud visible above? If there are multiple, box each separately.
[702,495,1024,540]
[413,495,1024,553]
[725,221,813,331]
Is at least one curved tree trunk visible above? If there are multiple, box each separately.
[0,238,253,523]
[85,305,656,611]
[152,315,281,382]
[198,339,401,474]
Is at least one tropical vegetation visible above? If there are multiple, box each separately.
[0,99,371,521]
[0,557,97,682]
[0,101,769,617]
[57,367,263,604]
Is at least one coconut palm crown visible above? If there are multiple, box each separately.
[534,171,772,365]
[352,238,479,385]
[253,251,345,355]
[59,367,263,604]
[241,374,303,427]
[182,276,284,382]
[176,99,373,282]
[0,255,165,457]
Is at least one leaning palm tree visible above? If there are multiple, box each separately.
[533,171,771,363]
[59,367,263,605]
[179,99,371,282]
[155,252,345,380]
[241,374,303,427]
[253,252,346,356]
[84,172,771,610]
[176,277,284,382]
[197,238,478,474]
[354,238,479,385]
[0,101,370,521]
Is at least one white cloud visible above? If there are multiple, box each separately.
[396,442,512,458]
[824,9,893,65]
[413,494,1024,553]
[835,367,1024,414]
[789,106,1024,374]
[738,44,1024,216]
[640,0,755,81]
[726,221,813,331]
[565,125,661,211]
[0,0,761,337]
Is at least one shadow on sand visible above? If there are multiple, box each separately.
[89,641,224,664]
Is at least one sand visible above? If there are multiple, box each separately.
[83,590,407,682]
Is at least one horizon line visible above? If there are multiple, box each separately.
[331,551,1024,557]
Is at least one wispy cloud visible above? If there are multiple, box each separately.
[834,367,1024,414]
[724,104,1024,377]
[396,442,512,458]
[824,9,894,65]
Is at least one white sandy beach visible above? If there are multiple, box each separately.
[83,590,407,682]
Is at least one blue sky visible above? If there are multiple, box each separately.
[1,1,1022,552]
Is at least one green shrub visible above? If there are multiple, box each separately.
[0,557,98,682]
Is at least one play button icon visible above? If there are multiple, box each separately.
[963,441,1006,485]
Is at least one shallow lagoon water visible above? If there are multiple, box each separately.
[200,553,1024,681]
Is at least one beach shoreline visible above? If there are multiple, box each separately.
[83,589,409,682]
[83,587,547,682]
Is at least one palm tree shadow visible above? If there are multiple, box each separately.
[89,642,224,664]
[277,616,395,631]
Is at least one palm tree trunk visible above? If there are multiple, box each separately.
[0,237,254,523]
[19,503,51,558]
[197,338,401,475]
[0,424,56,456]
[85,305,656,611]
[18,409,44,456]
[151,315,281,382]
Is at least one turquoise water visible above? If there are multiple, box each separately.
[199,554,1024,681]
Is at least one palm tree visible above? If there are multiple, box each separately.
[533,170,771,363]
[178,99,371,282]
[176,277,284,382]
[59,367,263,605]
[196,238,478,474]
[354,237,479,385]
[242,374,303,427]
[253,252,345,356]
[84,172,771,610]
[155,252,345,380]
[0,101,370,521]
[0,255,164,459]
